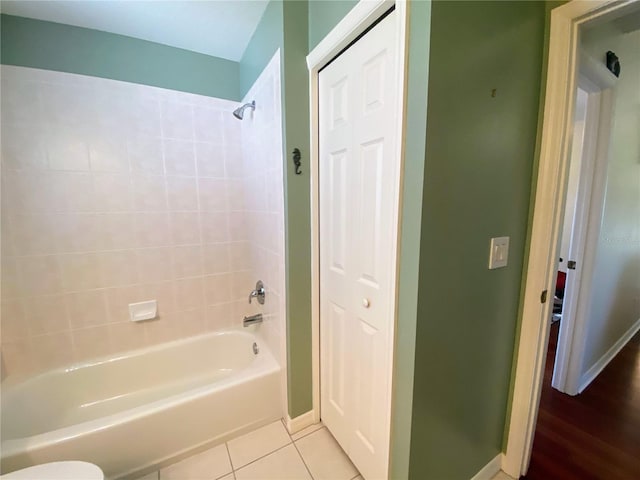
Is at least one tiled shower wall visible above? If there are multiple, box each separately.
[0,65,283,378]
[240,52,287,371]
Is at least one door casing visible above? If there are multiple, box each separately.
[503,0,639,477]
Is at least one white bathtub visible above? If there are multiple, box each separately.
[0,330,282,479]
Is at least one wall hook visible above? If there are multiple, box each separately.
[293,148,302,175]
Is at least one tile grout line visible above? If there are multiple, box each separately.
[291,436,316,480]
[230,437,293,475]
[224,441,236,477]
[280,417,290,439]
[292,424,326,442]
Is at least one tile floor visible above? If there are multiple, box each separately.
[134,419,361,480]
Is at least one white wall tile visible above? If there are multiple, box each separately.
[1,125,48,170]
[132,175,168,211]
[202,243,230,275]
[195,141,226,178]
[204,274,232,306]
[128,135,164,175]
[193,106,224,144]
[163,138,196,176]
[169,212,201,245]
[89,136,129,173]
[66,289,109,329]
[161,101,194,140]
[105,285,143,323]
[201,213,230,243]
[171,245,203,279]
[93,174,133,212]
[1,299,28,340]
[47,137,91,172]
[240,52,286,369]
[142,281,178,317]
[0,64,285,379]
[98,213,136,251]
[198,178,227,212]
[73,325,113,360]
[59,253,103,292]
[166,176,199,211]
[174,277,205,311]
[134,213,171,248]
[19,255,64,296]
[99,250,138,287]
[136,247,173,283]
[25,294,70,336]
[31,331,74,370]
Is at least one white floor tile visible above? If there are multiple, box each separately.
[234,444,311,480]
[290,421,324,441]
[160,443,232,480]
[227,420,291,469]
[133,473,158,480]
[295,427,358,480]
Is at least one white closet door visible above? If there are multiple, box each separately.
[319,11,399,480]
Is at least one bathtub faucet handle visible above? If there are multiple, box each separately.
[248,280,266,305]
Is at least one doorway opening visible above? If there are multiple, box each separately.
[503,0,640,477]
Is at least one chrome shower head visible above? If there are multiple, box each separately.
[233,100,256,120]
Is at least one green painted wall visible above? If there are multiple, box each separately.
[281,0,314,418]
[408,2,546,478]
[0,14,240,101]
[239,1,284,98]
[308,0,359,52]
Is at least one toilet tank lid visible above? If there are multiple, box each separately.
[1,461,103,480]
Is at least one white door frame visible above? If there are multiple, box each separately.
[502,0,637,477]
[305,0,408,467]
[551,52,616,395]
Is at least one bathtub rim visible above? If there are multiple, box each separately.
[1,328,279,457]
[1,328,259,389]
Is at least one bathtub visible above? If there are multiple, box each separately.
[0,330,282,479]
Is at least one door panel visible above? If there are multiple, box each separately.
[319,10,398,480]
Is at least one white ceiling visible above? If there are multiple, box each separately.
[0,0,269,62]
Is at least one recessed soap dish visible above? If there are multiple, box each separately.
[129,300,157,322]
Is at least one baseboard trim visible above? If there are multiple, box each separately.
[470,453,502,480]
[579,317,640,393]
[285,410,318,435]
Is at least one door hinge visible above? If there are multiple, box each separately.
[541,289,548,304]
[567,260,577,270]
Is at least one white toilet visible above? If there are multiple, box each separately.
[1,461,104,480]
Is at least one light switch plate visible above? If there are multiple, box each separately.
[489,236,510,269]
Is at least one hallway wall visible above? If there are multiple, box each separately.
[579,26,640,380]
[409,2,546,478]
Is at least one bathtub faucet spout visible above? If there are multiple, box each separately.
[248,280,266,305]
[243,313,263,327]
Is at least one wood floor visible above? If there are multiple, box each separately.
[523,322,640,480]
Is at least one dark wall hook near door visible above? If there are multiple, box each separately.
[292,148,302,175]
